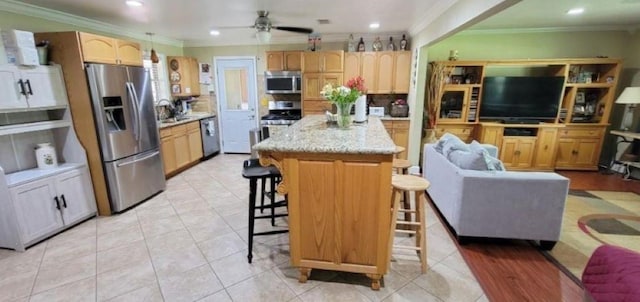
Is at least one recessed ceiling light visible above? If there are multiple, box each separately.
[209,30,220,36]
[369,23,380,29]
[566,8,584,15]
[125,0,143,7]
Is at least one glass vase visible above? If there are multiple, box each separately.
[335,102,354,129]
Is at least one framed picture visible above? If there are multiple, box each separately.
[171,84,181,94]
[575,92,585,104]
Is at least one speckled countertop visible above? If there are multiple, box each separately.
[158,112,215,129]
[253,115,396,154]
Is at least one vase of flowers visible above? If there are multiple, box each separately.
[320,76,366,129]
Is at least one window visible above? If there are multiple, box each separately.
[143,52,170,103]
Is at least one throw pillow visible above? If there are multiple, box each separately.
[469,140,506,171]
[434,133,457,153]
[440,134,470,157]
[448,149,489,170]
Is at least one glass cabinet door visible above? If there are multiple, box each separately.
[438,86,469,123]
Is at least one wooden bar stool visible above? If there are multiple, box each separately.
[388,174,430,273]
[392,146,412,223]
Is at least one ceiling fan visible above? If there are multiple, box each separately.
[220,10,313,43]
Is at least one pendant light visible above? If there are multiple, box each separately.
[146,32,159,63]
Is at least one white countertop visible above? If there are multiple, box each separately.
[158,112,215,129]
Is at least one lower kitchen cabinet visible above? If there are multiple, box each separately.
[382,120,409,159]
[4,166,96,251]
[159,120,204,176]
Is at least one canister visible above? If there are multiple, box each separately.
[35,143,58,169]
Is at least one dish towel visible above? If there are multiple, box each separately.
[206,121,215,136]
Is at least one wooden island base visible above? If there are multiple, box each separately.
[253,115,397,291]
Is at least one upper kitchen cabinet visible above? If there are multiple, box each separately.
[343,51,411,94]
[0,65,68,111]
[375,51,411,94]
[79,32,142,66]
[167,56,201,97]
[302,51,344,73]
[266,51,302,71]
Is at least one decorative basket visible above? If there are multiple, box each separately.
[390,104,409,117]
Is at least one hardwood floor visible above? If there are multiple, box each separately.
[435,170,639,302]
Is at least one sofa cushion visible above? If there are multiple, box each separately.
[469,140,505,171]
[448,149,488,170]
[438,133,470,157]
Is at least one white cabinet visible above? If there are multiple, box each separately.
[10,177,64,244]
[0,65,68,110]
[7,167,96,247]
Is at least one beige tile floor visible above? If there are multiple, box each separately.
[0,154,486,302]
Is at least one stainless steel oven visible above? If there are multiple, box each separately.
[265,71,301,94]
[260,101,301,137]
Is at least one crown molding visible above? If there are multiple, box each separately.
[460,25,640,35]
[0,0,183,47]
[183,32,409,48]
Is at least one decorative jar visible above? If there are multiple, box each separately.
[35,143,58,169]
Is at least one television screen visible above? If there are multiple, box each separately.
[479,76,565,121]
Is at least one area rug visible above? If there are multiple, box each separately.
[545,190,640,280]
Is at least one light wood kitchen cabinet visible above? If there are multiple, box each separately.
[187,121,204,161]
[500,137,536,169]
[343,51,410,94]
[343,52,377,92]
[8,167,96,248]
[383,120,410,159]
[167,56,201,97]
[0,65,68,110]
[159,121,203,176]
[533,128,559,170]
[375,51,411,94]
[79,32,142,66]
[266,51,302,71]
[302,73,343,116]
[302,51,344,73]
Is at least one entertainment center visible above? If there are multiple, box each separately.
[430,58,622,171]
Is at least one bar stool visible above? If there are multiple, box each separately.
[392,146,412,224]
[242,159,289,263]
[388,174,430,273]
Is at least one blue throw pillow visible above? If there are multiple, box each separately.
[448,149,488,170]
[434,133,457,153]
[440,133,469,158]
[469,140,505,171]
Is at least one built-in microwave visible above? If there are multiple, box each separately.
[265,71,301,94]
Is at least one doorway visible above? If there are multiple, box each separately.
[214,57,258,153]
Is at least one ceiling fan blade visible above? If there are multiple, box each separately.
[272,26,313,34]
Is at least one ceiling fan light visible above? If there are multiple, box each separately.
[209,30,220,36]
[256,31,271,43]
[125,0,143,7]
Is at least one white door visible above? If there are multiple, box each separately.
[56,168,97,225]
[22,66,68,108]
[10,178,64,244]
[0,65,28,109]
[215,57,258,153]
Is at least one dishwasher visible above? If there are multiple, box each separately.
[200,116,220,157]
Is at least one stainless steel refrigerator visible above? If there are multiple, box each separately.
[86,63,166,213]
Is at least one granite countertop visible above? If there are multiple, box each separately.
[158,112,215,129]
[253,115,396,155]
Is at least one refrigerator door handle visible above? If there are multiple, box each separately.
[125,82,141,141]
[116,151,160,167]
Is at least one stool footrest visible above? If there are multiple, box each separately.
[397,209,416,213]
[254,213,288,220]
[396,221,421,226]
[255,200,287,210]
[254,229,289,236]
[395,229,416,234]
[393,245,421,251]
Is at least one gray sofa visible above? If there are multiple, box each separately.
[422,143,570,249]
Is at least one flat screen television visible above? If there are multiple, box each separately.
[479,76,565,122]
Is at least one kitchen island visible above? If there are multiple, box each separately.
[253,115,396,290]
